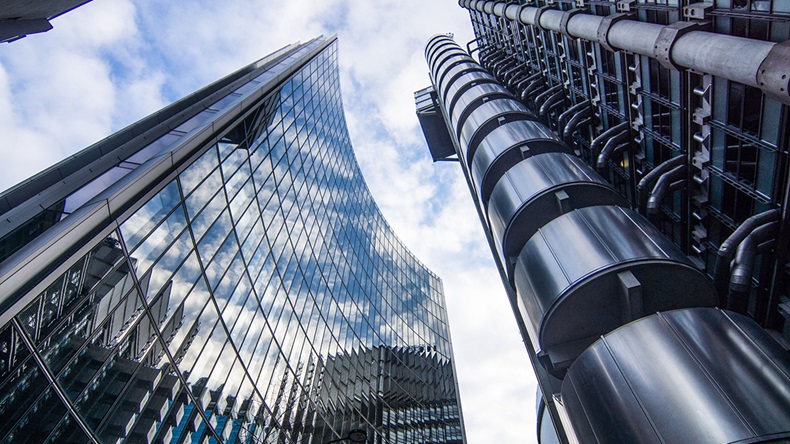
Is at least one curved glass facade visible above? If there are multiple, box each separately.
[0,37,464,443]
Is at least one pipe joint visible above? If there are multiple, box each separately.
[596,13,631,52]
[533,6,554,31]
[597,128,632,171]
[557,101,590,134]
[559,9,584,37]
[727,220,780,312]
[756,40,790,104]
[522,78,547,102]
[534,84,563,110]
[646,163,686,215]
[590,121,629,159]
[712,208,780,303]
[655,21,708,71]
[540,90,566,119]
[562,104,593,144]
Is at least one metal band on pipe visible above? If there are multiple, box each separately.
[559,10,584,37]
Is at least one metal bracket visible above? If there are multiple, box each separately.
[466,37,481,55]
[559,9,584,37]
[596,13,631,52]
[683,1,713,19]
[617,271,643,324]
[533,6,554,31]
[654,21,707,71]
[757,40,790,106]
[617,0,636,12]
[555,190,572,214]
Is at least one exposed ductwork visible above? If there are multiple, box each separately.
[728,220,780,314]
[712,209,781,304]
[596,127,631,172]
[538,89,565,121]
[562,105,593,145]
[589,121,628,161]
[637,156,685,214]
[646,163,687,215]
[424,35,716,375]
[458,0,790,105]
[421,26,790,444]
[533,84,563,112]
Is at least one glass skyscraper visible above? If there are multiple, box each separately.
[0,36,464,443]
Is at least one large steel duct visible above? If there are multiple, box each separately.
[422,34,790,442]
[459,0,790,105]
[425,35,716,373]
[562,308,790,443]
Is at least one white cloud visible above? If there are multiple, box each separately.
[0,1,538,442]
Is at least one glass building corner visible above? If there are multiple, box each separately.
[0,36,465,443]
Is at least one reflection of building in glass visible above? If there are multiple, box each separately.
[314,346,462,443]
[0,36,465,443]
[419,2,790,441]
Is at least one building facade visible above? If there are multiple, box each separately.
[419,1,790,442]
[0,36,465,443]
[0,0,93,43]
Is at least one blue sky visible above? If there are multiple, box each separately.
[0,1,536,442]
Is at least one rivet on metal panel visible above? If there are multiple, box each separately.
[653,21,707,71]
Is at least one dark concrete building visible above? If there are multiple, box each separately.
[419,1,790,442]
[0,0,93,43]
[0,36,465,443]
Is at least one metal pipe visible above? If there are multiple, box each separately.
[503,62,528,82]
[522,78,546,102]
[596,128,632,172]
[515,72,542,95]
[565,14,602,42]
[590,121,628,162]
[608,21,664,57]
[539,90,566,119]
[671,32,773,89]
[562,105,593,144]
[533,84,562,110]
[557,101,590,134]
[539,10,564,33]
[462,0,790,105]
[646,164,686,215]
[712,208,780,303]
[636,155,685,213]
[728,221,780,314]
[507,67,530,89]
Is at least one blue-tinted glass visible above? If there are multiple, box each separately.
[0,39,463,444]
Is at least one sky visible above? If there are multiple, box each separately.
[0,1,537,443]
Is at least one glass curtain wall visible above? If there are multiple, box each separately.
[0,38,464,444]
